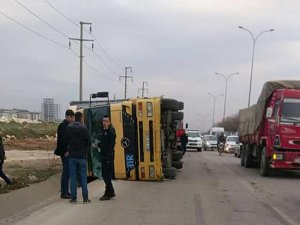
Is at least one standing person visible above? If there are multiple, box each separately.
[180,130,188,155]
[55,109,75,199]
[65,111,90,204]
[0,135,12,185]
[99,115,116,201]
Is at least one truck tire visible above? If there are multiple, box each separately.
[163,167,177,179]
[172,151,183,161]
[171,111,184,121]
[197,148,202,152]
[177,101,184,110]
[240,145,245,167]
[244,144,253,168]
[161,99,178,111]
[172,161,183,169]
[260,147,271,176]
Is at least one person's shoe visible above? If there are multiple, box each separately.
[61,194,71,199]
[83,199,91,204]
[108,192,116,198]
[69,199,77,204]
[99,194,111,201]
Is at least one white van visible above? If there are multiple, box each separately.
[186,130,202,152]
[210,127,225,138]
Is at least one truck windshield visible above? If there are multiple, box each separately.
[188,133,200,138]
[281,98,300,123]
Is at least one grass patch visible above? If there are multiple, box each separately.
[0,122,58,139]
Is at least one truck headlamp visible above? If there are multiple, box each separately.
[273,153,284,160]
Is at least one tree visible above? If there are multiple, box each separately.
[215,113,239,132]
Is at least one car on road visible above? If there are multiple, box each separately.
[203,135,218,151]
[225,136,240,154]
[186,130,202,151]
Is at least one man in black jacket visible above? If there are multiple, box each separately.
[180,130,188,155]
[99,115,116,201]
[65,111,90,204]
[55,109,75,199]
[0,135,12,185]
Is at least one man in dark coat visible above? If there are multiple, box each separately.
[65,111,90,204]
[99,115,116,201]
[0,135,12,185]
[180,130,188,155]
[55,109,75,199]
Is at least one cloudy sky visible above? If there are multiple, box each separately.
[1,0,300,131]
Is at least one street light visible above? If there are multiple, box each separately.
[238,26,274,107]
[207,92,224,127]
[215,72,239,122]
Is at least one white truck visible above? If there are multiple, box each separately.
[186,130,202,152]
[210,127,225,138]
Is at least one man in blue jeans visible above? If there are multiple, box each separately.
[65,111,90,204]
[55,109,75,199]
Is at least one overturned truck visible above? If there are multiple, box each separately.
[239,80,300,176]
[71,96,184,181]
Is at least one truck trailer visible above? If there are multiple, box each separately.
[239,80,300,176]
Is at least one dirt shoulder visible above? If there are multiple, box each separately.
[0,139,61,194]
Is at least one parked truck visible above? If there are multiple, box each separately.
[239,80,300,176]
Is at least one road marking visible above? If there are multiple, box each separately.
[194,194,206,225]
[260,202,298,225]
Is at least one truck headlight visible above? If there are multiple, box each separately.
[273,153,283,160]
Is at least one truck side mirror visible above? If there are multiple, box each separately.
[266,107,273,118]
[185,123,188,129]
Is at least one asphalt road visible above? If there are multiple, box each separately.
[2,150,300,225]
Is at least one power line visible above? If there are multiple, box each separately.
[83,60,118,82]
[44,0,79,28]
[0,10,68,49]
[14,0,69,39]
[90,49,119,75]
[43,0,124,71]
[91,35,124,71]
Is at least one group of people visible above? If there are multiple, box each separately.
[55,109,116,204]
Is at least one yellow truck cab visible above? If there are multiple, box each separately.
[70,95,184,181]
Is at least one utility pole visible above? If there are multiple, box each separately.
[119,67,133,99]
[69,21,93,101]
[138,81,149,97]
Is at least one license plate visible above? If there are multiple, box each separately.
[294,158,300,163]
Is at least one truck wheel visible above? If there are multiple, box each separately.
[260,147,271,176]
[177,101,184,110]
[240,145,245,167]
[171,111,184,120]
[197,148,202,152]
[172,151,183,161]
[172,161,183,169]
[244,144,253,168]
[161,99,178,111]
[163,167,177,179]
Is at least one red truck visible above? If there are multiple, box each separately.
[239,80,300,176]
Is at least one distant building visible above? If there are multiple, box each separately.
[41,98,60,122]
[0,108,42,121]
